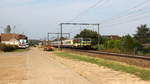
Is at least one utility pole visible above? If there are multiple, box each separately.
[57,33,60,49]
[98,24,100,46]
[47,32,50,45]
[60,23,63,50]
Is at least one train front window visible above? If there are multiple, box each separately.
[83,38,91,41]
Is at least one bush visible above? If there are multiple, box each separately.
[105,40,115,49]
[138,47,150,55]
[103,40,121,49]
[120,35,142,52]
[0,43,17,52]
[92,44,106,50]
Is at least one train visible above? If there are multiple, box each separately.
[51,38,92,49]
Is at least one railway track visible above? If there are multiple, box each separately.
[64,49,150,60]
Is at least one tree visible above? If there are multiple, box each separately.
[134,24,150,44]
[74,29,99,38]
[120,35,142,52]
[4,25,11,33]
[74,29,101,45]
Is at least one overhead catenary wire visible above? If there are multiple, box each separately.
[101,9,150,27]
[68,0,150,27]
[69,24,98,34]
[100,0,150,24]
[68,0,109,22]
[64,0,150,37]
[101,6,150,26]
[101,2,150,26]
[101,12,150,28]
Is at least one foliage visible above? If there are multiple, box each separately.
[113,40,121,49]
[100,37,110,44]
[74,29,101,45]
[138,47,150,55]
[0,43,17,52]
[74,29,99,38]
[120,35,142,52]
[93,35,142,54]
[103,40,120,49]
[134,24,150,44]
[92,39,121,51]
[105,40,115,49]
[55,51,150,80]
[74,25,149,55]
[4,25,11,33]
[92,44,106,50]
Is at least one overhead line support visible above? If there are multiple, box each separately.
[60,23,100,50]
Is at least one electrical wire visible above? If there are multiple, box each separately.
[101,7,150,27]
[101,12,150,28]
[66,0,150,34]
[100,0,150,24]
[68,0,108,22]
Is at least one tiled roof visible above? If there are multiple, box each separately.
[102,35,121,40]
[1,33,27,41]
[0,35,1,42]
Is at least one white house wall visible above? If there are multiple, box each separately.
[1,41,19,45]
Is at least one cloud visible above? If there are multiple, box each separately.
[0,0,35,7]
[0,0,149,39]
[1,0,33,3]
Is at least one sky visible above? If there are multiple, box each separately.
[0,0,150,40]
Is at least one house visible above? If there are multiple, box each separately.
[0,35,1,42]
[0,33,27,46]
[102,35,121,40]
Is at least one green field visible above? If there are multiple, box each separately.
[14,48,30,52]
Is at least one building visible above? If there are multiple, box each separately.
[0,33,27,46]
[102,35,121,40]
[0,35,1,42]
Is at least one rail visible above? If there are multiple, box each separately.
[68,49,150,60]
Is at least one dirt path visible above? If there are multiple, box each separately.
[0,48,149,84]
[0,48,93,84]
[25,48,93,84]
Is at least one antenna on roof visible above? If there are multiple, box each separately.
[0,26,4,33]
[13,25,16,34]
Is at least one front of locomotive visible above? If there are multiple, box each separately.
[73,38,92,49]
[81,38,92,49]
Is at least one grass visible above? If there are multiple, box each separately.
[0,48,30,52]
[13,48,30,52]
[54,51,150,80]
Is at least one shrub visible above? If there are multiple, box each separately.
[0,43,17,52]
[105,40,115,49]
[120,35,142,52]
[92,44,106,50]
[103,40,121,49]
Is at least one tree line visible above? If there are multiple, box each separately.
[74,24,150,55]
